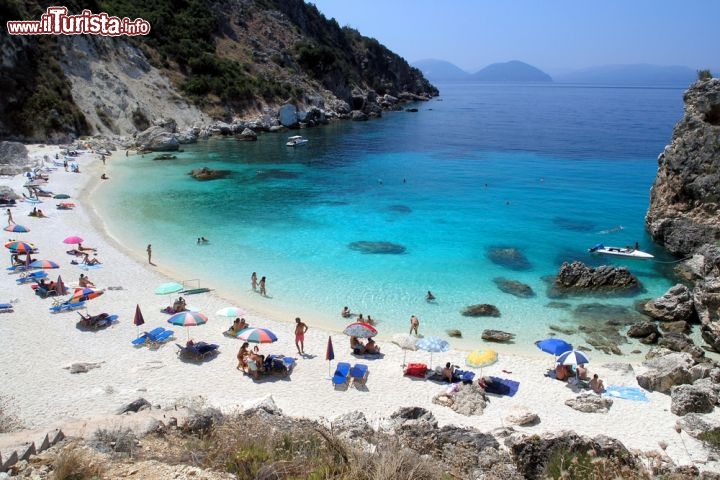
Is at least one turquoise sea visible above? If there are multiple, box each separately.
[96,82,686,353]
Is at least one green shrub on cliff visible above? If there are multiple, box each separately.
[697,69,713,80]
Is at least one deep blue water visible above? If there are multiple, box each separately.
[96,82,686,351]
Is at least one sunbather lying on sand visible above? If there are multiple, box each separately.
[82,253,101,265]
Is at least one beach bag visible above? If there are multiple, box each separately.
[405,363,427,377]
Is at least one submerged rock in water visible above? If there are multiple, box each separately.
[487,247,532,271]
[462,304,500,317]
[493,277,535,298]
[255,169,300,180]
[348,241,406,254]
[387,204,412,213]
[189,167,231,181]
[481,329,515,343]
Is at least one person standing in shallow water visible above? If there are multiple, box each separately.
[259,276,267,296]
[410,315,420,335]
[251,272,258,291]
[146,244,153,265]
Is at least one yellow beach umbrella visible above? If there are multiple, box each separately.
[466,348,498,372]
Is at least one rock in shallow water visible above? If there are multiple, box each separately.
[487,246,532,271]
[348,241,406,254]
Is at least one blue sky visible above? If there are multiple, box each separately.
[308,0,720,74]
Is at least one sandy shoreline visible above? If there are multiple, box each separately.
[0,145,717,473]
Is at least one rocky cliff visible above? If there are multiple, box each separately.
[645,78,720,256]
[0,0,438,142]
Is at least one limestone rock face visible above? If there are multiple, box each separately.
[670,384,717,416]
[636,351,694,393]
[645,78,720,256]
[136,125,180,152]
[278,104,298,127]
[641,284,696,322]
[0,142,33,176]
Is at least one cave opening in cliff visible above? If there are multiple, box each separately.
[705,104,720,126]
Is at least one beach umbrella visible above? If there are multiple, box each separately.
[154,282,183,295]
[342,321,377,338]
[29,259,59,269]
[466,348,498,375]
[5,240,35,253]
[535,338,573,356]
[55,275,67,296]
[326,335,335,379]
[556,350,590,367]
[63,235,84,245]
[216,306,247,317]
[237,327,277,344]
[416,336,450,370]
[70,287,103,302]
[167,311,209,340]
[133,304,145,337]
[4,224,29,233]
[392,333,418,366]
[53,194,71,199]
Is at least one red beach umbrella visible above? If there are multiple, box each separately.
[342,322,377,338]
[133,304,145,337]
[326,335,335,379]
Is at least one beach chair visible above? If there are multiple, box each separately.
[132,327,174,347]
[0,303,13,313]
[16,271,47,284]
[349,363,369,388]
[132,327,165,346]
[332,362,351,387]
[176,342,219,360]
[49,301,85,313]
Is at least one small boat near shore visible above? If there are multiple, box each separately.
[286,135,308,147]
[588,243,654,259]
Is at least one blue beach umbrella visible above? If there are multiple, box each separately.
[154,282,183,295]
[416,336,450,370]
[4,224,29,233]
[535,338,573,356]
[556,350,590,367]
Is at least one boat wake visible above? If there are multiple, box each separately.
[597,225,624,234]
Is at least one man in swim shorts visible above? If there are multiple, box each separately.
[295,317,308,355]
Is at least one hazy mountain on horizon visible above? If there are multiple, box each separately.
[552,64,698,86]
[472,60,552,82]
[413,59,471,81]
[412,59,552,82]
[413,59,712,87]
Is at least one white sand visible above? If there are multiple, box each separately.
[0,146,717,472]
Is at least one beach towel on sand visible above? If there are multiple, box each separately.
[486,377,519,397]
[603,386,649,402]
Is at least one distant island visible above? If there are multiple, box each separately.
[553,64,698,87]
[414,59,708,87]
[413,59,552,83]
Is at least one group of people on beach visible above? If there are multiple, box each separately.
[554,362,605,393]
[350,335,380,355]
[250,272,267,296]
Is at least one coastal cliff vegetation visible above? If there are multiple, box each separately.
[0,0,437,141]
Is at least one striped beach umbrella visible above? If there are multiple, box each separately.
[4,224,29,233]
[29,259,59,269]
[342,321,377,338]
[167,311,209,340]
[237,327,277,344]
[556,350,590,366]
[70,287,103,302]
[5,240,35,253]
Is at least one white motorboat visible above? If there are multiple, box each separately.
[588,243,654,259]
[286,135,308,147]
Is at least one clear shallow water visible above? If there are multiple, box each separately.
[96,83,686,352]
